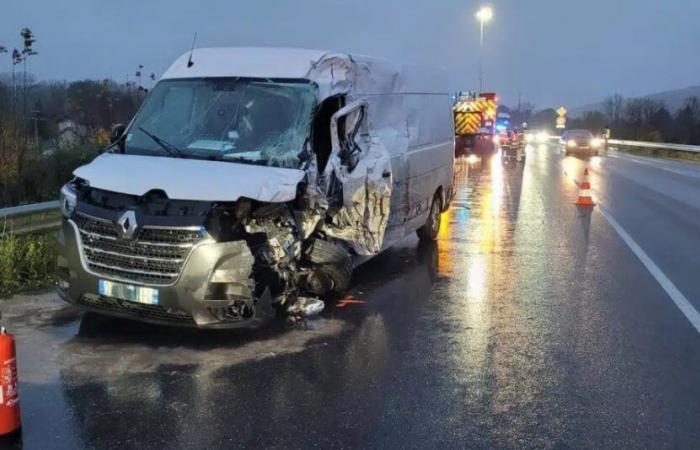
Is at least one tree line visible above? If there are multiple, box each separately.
[507,94,700,145]
[0,28,149,208]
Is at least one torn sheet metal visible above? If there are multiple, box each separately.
[322,139,392,255]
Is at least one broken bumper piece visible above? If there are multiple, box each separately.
[56,220,275,329]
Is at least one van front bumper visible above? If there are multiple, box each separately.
[56,219,275,329]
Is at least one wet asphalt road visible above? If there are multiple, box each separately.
[7,143,700,449]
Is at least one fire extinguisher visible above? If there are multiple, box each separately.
[0,313,21,439]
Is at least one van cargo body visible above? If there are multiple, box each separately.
[56,47,455,328]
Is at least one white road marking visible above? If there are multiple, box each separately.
[599,207,700,335]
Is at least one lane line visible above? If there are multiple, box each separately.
[599,207,700,335]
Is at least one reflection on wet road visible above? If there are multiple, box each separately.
[9,145,700,448]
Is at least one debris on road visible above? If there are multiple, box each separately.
[287,297,325,318]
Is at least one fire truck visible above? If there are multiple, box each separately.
[453,92,498,157]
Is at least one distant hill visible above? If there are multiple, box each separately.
[569,85,700,118]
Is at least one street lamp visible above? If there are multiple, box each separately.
[476,6,493,93]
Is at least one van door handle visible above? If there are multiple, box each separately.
[382,170,391,178]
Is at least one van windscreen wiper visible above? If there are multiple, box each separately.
[137,126,184,158]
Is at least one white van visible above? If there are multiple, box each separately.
[56,47,454,328]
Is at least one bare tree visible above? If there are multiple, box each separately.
[19,28,38,116]
[602,94,624,125]
[11,48,23,113]
[135,64,144,89]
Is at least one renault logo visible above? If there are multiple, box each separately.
[116,210,138,240]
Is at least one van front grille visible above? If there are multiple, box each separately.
[74,214,207,286]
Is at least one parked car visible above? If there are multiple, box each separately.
[56,47,455,329]
[559,129,603,155]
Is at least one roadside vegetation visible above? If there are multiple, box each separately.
[0,230,56,296]
[0,27,147,295]
[506,94,700,145]
[1,28,146,208]
[614,145,700,164]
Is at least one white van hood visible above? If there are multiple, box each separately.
[73,153,305,203]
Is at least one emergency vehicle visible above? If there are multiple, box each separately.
[453,92,498,157]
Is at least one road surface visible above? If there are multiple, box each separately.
[6,143,700,449]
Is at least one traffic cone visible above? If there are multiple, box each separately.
[0,328,21,440]
[575,167,595,206]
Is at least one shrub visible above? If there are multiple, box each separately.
[0,230,56,296]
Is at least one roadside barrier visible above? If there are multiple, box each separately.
[0,201,61,236]
[548,135,700,154]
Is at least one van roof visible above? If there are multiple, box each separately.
[162,47,335,80]
[161,46,449,98]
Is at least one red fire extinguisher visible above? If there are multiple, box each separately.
[0,326,21,438]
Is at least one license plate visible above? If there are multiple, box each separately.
[98,280,159,305]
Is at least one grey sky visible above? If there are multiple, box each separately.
[1,0,698,109]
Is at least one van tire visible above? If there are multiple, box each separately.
[321,262,353,293]
[417,194,441,242]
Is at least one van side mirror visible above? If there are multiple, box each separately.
[110,123,126,145]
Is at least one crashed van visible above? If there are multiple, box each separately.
[56,47,454,328]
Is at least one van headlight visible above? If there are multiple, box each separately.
[59,183,77,218]
[567,140,577,148]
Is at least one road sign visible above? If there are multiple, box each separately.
[557,106,567,117]
[556,117,566,129]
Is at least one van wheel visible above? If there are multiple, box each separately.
[306,260,353,295]
[417,195,441,242]
[321,262,352,293]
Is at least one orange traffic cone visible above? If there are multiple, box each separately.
[0,328,21,440]
[575,168,595,206]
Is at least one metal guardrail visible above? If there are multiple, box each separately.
[0,200,60,219]
[607,139,700,153]
[548,135,700,153]
[0,200,61,236]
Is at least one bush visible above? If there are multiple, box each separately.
[0,231,56,296]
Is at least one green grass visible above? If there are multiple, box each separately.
[0,230,56,296]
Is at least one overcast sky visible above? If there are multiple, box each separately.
[1,0,698,109]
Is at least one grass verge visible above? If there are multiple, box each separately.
[615,146,700,164]
[0,230,56,297]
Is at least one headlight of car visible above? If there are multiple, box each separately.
[492,135,500,144]
[525,133,535,143]
[536,132,548,143]
[567,140,577,148]
[590,138,603,148]
[59,183,77,218]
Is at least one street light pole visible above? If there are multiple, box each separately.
[479,19,484,93]
[476,6,493,93]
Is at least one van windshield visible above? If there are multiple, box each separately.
[124,78,316,169]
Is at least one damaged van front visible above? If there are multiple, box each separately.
[56,47,454,328]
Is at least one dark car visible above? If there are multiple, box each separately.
[559,129,602,155]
